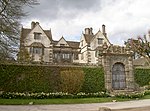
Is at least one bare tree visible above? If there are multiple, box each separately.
[125,33,150,65]
[0,0,38,61]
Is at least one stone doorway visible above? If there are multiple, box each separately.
[112,63,126,90]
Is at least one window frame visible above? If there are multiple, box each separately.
[97,38,104,44]
[34,32,42,40]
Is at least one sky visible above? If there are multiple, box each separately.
[22,0,150,45]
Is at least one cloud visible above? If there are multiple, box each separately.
[22,0,150,45]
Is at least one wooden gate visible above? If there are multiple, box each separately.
[112,63,126,90]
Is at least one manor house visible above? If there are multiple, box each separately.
[19,21,135,91]
[19,21,110,64]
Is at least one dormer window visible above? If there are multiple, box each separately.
[34,32,41,40]
[98,38,103,44]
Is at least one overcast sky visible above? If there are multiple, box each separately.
[22,0,150,45]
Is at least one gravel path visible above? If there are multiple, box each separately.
[0,99,150,111]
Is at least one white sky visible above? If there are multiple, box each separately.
[22,0,150,45]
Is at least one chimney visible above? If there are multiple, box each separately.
[31,21,36,29]
[90,27,93,35]
[85,28,93,35]
[102,24,107,36]
[36,22,39,25]
[85,28,90,35]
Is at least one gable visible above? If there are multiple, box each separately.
[93,31,110,44]
[56,37,69,46]
[24,23,52,47]
[90,30,111,50]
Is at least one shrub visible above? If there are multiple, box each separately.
[134,68,150,86]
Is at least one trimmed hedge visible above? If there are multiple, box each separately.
[81,67,105,93]
[0,64,105,93]
[134,68,150,86]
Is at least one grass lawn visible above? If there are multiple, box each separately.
[143,95,150,99]
[0,97,132,105]
[0,95,149,105]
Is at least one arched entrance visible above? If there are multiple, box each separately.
[112,63,126,90]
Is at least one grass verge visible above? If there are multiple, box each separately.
[0,97,131,105]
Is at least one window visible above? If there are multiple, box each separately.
[98,38,103,44]
[54,53,58,59]
[95,51,99,57]
[30,47,43,54]
[74,53,79,60]
[81,53,84,60]
[34,32,41,40]
[62,53,70,59]
[81,40,83,46]
[60,44,65,46]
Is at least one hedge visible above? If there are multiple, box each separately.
[0,64,105,93]
[134,68,150,86]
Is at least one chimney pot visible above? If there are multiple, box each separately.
[36,22,39,25]
[31,21,36,29]
[102,24,107,36]
[85,28,90,35]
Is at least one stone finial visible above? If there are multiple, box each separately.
[99,107,111,111]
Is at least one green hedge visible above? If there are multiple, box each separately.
[81,67,105,93]
[134,68,150,86]
[0,64,105,93]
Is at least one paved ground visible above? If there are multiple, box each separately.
[0,99,150,111]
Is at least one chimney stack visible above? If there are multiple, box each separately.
[102,24,107,36]
[36,22,39,25]
[85,28,93,35]
[31,21,36,29]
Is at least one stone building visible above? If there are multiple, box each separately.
[97,44,135,91]
[19,21,110,64]
[19,21,135,91]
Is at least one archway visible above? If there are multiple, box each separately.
[112,63,126,90]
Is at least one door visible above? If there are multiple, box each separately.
[112,63,126,90]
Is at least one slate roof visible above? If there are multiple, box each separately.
[53,40,80,49]
[83,34,94,44]
[133,58,148,66]
[67,41,80,49]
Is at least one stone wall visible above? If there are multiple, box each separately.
[98,44,135,92]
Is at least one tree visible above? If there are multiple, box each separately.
[0,0,38,61]
[125,33,150,65]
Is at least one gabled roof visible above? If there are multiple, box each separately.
[53,40,80,49]
[20,28,31,42]
[83,34,94,44]
[91,30,111,45]
[56,36,69,46]
[20,27,52,42]
[42,29,53,41]
[67,41,80,49]
[133,58,148,66]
